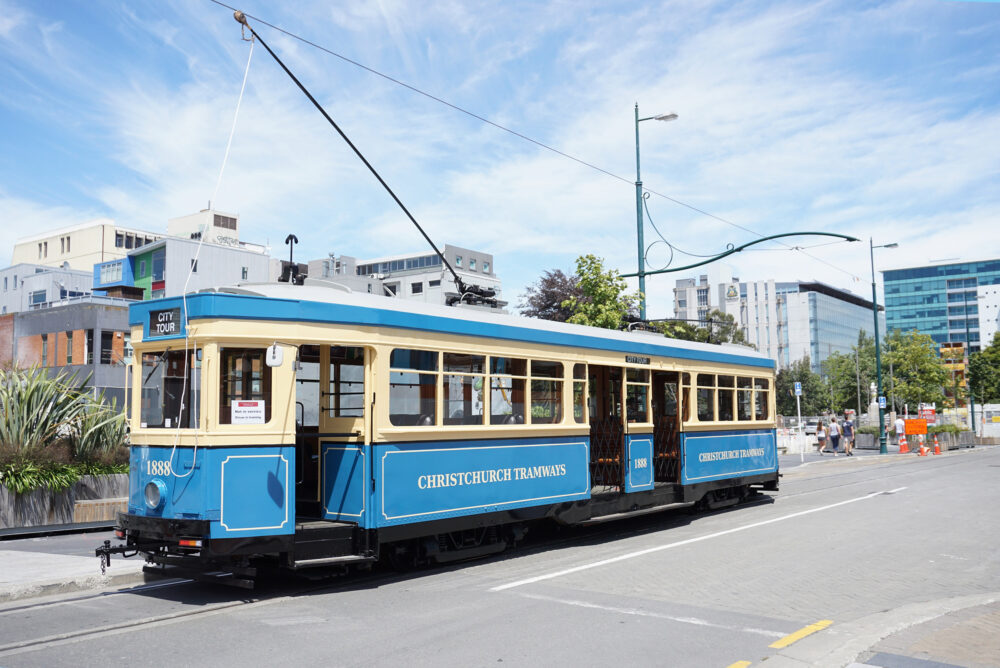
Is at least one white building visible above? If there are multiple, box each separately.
[12,219,162,271]
[167,209,267,254]
[299,244,506,310]
[0,263,94,315]
[977,285,1000,349]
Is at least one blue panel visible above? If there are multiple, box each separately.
[624,435,654,492]
[375,437,590,527]
[219,452,291,536]
[130,294,773,369]
[323,443,367,522]
[127,444,294,539]
[681,430,778,484]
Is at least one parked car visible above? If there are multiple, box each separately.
[803,419,819,435]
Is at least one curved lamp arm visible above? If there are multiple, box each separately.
[621,232,859,278]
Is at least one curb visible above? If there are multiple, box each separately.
[759,592,1000,667]
[0,566,166,604]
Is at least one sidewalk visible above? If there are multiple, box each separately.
[0,530,149,603]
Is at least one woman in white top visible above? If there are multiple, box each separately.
[817,421,829,454]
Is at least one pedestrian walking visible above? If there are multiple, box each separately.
[842,414,855,456]
[894,415,906,448]
[817,421,829,454]
[828,417,841,456]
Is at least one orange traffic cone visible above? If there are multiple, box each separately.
[918,435,929,456]
[933,434,942,455]
[898,433,909,454]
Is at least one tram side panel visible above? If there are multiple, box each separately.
[130,444,296,540]
[373,436,591,528]
[679,428,778,486]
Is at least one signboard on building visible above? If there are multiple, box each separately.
[149,307,182,338]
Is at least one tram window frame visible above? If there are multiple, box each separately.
[696,373,716,422]
[737,376,753,421]
[625,367,650,423]
[717,375,735,422]
[218,347,271,425]
[140,347,201,429]
[389,348,439,426]
[529,360,563,425]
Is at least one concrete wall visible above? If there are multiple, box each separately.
[0,475,128,529]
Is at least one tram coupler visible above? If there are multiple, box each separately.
[96,539,138,575]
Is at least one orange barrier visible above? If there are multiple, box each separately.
[933,434,942,455]
[898,433,909,454]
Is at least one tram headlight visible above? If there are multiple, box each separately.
[144,479,167,511]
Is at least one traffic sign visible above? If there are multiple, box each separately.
[794,382,802,396]
[879,396,887,408]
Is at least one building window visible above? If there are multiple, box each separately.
[12,275,16,289]
[469,258,476,271]
[241,267,248,280]
[411,282,423,295]
[429,279,441,288]
[29,290,46,305]
[115,233,124,248]
[41,334,48,366]
[152,249,165,281]
[139,260,146,277]
[3,277,6,291]
[125,234,133,249]
[213,214,237,230]
[66,331,73,365]
[455,255,462,267]
[190,259,198,272]
[66,236,70,253]
[38,243,43,259]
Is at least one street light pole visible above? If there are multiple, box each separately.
[870,238,898,454]
[963,289,976,434]
[634,104,676,320]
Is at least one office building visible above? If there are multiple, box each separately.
[977,285,1000,349]
[882,258,1000,354]
[12,219,162,271]
[674,276,878,373]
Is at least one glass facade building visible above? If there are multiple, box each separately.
[883,259,1000,353]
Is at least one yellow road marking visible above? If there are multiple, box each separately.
[726,662,752,668]
[769,619,833,648]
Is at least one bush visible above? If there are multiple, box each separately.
[0,366,129,494]
[857,422,964,436]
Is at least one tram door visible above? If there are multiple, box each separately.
[588,365,624,492]
[651,371,681,483]
[294,345,322,518]
[318,345,368,524]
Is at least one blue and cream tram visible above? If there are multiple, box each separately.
[108,282,778,583]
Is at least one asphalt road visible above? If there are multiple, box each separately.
[1,448,997,667]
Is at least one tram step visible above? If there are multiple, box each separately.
[294,520,357,541]
[289,554,375,570]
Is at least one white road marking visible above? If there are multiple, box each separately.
[491,487,907,592]
[518,592,786,638]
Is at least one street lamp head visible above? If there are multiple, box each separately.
[654,113,678,122]
[884,243,899,249]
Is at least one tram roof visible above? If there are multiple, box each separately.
[131,281,773,369]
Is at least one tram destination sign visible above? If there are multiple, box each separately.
[625,355,650,365]
[149,307,182,337]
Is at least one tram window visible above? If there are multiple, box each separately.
[490,376,525,424]
[680,373,691,422]
[718,375,734,387]
[296,345,321,427]
[662,382,678,417]
[626,382,648,422]
[140,349,200,429]
[736,377,752,421]
[530,360,561,378]
[718,387,734,421]
[573,363,586,423]
[328,346,364,418]
[444,353,485,425]
[388,371,436,426]
[390,348,437,371]
[491,356,527,376]
[530,379,562,424]
[219,348,271,424]
[754,378,770,420]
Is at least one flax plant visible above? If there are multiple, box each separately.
[0,365,89,452]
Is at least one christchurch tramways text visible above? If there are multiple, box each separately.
[417,464,568,490]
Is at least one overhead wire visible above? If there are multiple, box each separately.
[205,0,862,281]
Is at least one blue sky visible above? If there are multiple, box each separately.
[2,0,999,317]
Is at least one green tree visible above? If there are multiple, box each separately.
[820,330,876,414]
[655,310,750,346]
[883,330,949,409]
[562,254,639,330]
[969,337,1000,403]
[653,320,702,341]
[776,357,829,416]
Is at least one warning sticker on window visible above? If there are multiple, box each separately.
[232,400,265,424]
